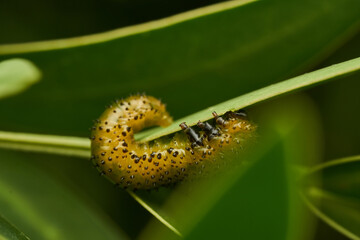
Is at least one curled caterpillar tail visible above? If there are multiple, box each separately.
[90,95,256,190]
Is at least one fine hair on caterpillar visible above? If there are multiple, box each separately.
[90,95,256,190]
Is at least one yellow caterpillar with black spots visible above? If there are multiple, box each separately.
[90,95,255,190]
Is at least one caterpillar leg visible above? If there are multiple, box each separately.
[212,111,228,126]
[179,122,203,148]
[197,121,220,140]
[184,110,248,143]
[225,110,248,119]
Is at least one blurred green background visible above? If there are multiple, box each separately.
[0,0,359,239]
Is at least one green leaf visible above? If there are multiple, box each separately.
[0,58,41,99]
[301,156,360,239]
[0,150,129,240]
[0,56,359,156]
[0,214,29,240]
[1,1,359,238]
[304,33,360,162]
[136,95,322,239]
[0,55,355,238]
[137,56,360,142]
[0,0,359,137]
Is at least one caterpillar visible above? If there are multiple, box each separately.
[90,95,255,190]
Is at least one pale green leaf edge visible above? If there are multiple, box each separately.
[0,180,60,239]
[0,0,256,54]
[300,191,360,240]
[306,154,360,175]
[127,191,182,237]
[0,213,30,240]
[301,155,360,240]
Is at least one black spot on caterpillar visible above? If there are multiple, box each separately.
[90,95,256,190]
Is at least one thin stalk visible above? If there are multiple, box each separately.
[0,131,90,158]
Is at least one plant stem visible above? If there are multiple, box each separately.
[2,57,360,157]
[0,131,90,158]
